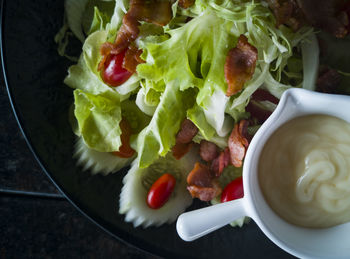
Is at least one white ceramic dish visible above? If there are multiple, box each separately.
[177,88,350,259]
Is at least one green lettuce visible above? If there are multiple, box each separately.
[136,83,196,168]
[87,6,111,35]
[74,89,122,152]
[65,0,90,42]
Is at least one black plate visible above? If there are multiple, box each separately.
[0,0,293,258]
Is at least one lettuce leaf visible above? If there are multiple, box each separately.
[136,83,196,168]
[87,6,111,35]
[187,104,216,140]
[137,9,234,95]
[65,0,90,42]
[74,89,122,152]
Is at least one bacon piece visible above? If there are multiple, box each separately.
[187,162,222,201]
[113,13,140,55]
[172,142,193,160]
[178,0,195,9]
[211,148,231,177]
[246,102,273,124]
[297,0,348,38]
[246,89,279,123]
[99,0,172,70]
[267,0,305,31]
[187,184,222,202]
[225,35,258,97]
[176,119,198,144]
[123,45,145,73]
[251,89,279,104]
[199,140,219,162]
[187,162,214,187]
[268,0,349,37]
[98,42,115,70]
[228,120,249,167]
[116,0,172,47]
[316,68,341,93]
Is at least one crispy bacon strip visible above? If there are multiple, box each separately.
[246,89,279,123]
[268,0,349,37]
[123,44,145,73]
[178,0,195,9]
[211,148,231,177]
[225,35,258,97]
[267,0,305,31]
[251,89,279,104]
[316,68,341,93]
[99,0,172,70]
[297,0,348,38]
[199,140,219,162]
[172,142,193,160]
[176,119,198,144]
[246,102,273,124]
[116,0,172,47]
[228,120,249,167]
[187,184,221,202]
[172,119,198,159]
[187,162,222,201]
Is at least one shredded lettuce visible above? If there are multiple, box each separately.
[301,34,319,91]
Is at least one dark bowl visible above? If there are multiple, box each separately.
[0,0,294,258]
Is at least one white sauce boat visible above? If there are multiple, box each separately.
[177,88,350,259]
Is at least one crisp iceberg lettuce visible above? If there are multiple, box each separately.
[136,83,196,168]
[74,89,122,152]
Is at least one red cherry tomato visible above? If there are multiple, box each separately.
[147,173,176,209]
[221,176,244,203]
[101,49,132,87]
[113,118,135,158]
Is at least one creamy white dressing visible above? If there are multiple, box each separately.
[259,114,350,228]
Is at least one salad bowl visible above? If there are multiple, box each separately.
[2,0,350,258]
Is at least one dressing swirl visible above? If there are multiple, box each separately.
[259,114,350,228]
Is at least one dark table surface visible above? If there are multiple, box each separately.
[0,75,159,258]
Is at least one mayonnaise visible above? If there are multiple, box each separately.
[259,114,350,228]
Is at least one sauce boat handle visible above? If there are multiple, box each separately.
[176,198,247,241]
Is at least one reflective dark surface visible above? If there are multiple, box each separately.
[1,0,293,258]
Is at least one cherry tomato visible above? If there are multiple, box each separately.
[113,118,135,158]
[221,176,244,203]
[101,49,132,87]
[147,173,176,209]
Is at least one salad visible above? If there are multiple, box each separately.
[56,0,350,228]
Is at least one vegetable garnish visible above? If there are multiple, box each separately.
[221,176,244,203]
[57,0,350,229]
[147,173,177,209]
[101,49,133,87]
